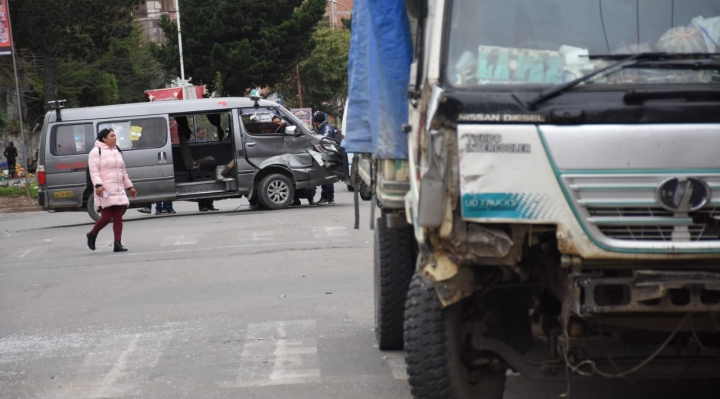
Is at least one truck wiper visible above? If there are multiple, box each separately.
[624,59,720,70]
[518,52,719,110]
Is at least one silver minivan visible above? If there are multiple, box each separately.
[37,98,346,220]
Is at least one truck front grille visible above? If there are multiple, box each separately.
[561,174,720,250]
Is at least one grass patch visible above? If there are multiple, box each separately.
[0,182,39,198]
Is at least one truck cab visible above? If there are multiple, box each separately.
[345,1,720,397]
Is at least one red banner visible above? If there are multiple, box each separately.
[0,0,12,56]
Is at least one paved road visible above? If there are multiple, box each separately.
[0,185,717,399]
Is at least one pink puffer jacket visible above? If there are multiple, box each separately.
[88,141,133,209]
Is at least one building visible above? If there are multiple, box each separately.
[135,0,177,44]
[325,0,353,28]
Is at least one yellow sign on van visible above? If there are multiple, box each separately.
[53,190,73,198]
[130,126,143,141]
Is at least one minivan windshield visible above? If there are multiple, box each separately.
[446,0,720,87]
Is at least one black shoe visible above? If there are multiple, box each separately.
[291,199,301,206]
[86,232,97,251]
[137,207,151,214]
[199,207,208,212]
[168,209,177,215]
[155,209,162,215]
[317,198,329,205]
[308,198,315,205]
[113,241,128,252]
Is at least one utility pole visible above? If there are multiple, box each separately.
[173,0,186,82]
[3,0,28,194]
[296,64,303,108]
[331,0,337,28]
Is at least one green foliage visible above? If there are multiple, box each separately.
[153,0,327,95]
[7,0,161,108]
[0,183,38,198]
[276,27,350,118]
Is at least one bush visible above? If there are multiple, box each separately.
[0,183,39,198]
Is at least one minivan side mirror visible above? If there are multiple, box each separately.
[285,126,298,136]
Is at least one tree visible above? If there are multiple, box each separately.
[8,0,145,108]
[276,26,350,118]
[152,0,326,95]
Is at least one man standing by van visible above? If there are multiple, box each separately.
[195,127,218,211]
[4,141,18,178]
[313,112,336,204]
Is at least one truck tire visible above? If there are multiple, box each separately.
[258,174,294,210]
[404,272,506,399]
[374,215,417,350]
[87,195,101,222]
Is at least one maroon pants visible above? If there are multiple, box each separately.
[91,205,124,242]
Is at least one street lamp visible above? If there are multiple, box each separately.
[173,0,186,82]
[328,0,352,28]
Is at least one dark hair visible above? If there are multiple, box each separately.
[313,112,326,124]
[272,116,282,122]
[96,128,114,142]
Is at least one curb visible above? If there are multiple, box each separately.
[0,207,43,214]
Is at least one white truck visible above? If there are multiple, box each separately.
[344,1,720,398]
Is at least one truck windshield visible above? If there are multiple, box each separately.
[447,0,720,87]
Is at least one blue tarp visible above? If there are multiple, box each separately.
[342,0,413,159]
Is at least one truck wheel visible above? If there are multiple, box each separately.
[258,174,294,210]
[404,272,506,399]
[86,196,100,222]
[374,215,417,350]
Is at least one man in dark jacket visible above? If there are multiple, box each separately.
[4,141,18,178]
[313,112,337,204]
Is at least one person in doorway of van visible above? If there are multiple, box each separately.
[4,141,18,178]
[194,127,217,212]
[313,112,336,204]
[86,128,137,253]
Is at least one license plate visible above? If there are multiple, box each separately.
[53,190,73,198]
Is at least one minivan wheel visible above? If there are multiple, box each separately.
[86,196,126,221]
[86,195,101,222]
[258,174,295,210]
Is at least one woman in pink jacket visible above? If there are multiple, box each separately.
[86,128,137,252]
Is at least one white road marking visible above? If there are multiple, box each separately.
[160,235,199,246]
[38,331,173,399]
[311,226,348,238]
[251,231,274,241]
[231,319,321,387]
[385,354,408,380]
[18,250,32,258]
[94,334,140,398]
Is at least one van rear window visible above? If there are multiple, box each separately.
[51,124,94,156]
[98,118,168,150]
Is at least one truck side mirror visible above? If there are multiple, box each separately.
[285,126,298,136]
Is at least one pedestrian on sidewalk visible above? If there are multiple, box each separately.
[86,128,137,252]
[313,112,337,205]
[3,141,18,179]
